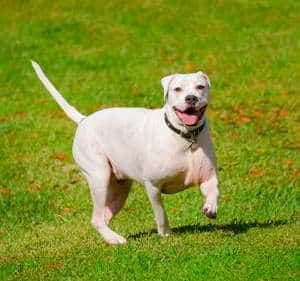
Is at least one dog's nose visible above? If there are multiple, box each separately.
[185,95,199,105]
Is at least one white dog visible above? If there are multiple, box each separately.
[32,61,220,244]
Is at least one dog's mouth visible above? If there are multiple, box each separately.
[174,105,207,126]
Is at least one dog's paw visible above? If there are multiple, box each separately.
[158,226,172,237]
[96,226,127,245]
[202,201,217,219]
[104,233,127,245]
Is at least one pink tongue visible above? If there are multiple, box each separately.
[176,111,199,126]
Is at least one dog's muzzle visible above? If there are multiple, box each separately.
[174,101,207,126]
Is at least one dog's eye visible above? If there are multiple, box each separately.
[174,87,182,92]
[196,85,205,90]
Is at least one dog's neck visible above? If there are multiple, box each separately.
[163,105,206,140]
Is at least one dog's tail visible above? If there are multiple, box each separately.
[31,60,86,124]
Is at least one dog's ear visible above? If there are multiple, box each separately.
[161,74,176,100]
[197,71,211,88]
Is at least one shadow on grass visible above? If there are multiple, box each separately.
[129,219,292,239]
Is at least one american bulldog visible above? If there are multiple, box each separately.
[32,61,220,244]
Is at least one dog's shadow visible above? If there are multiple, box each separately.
[129,219,291,239]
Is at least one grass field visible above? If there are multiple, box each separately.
[0,0,299,280]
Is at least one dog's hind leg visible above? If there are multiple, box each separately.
[83,163,128,245]
[73,136,128,244]
[86,168,126,244]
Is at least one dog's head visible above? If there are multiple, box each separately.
[161,72,211,127]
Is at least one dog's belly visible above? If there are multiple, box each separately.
[160,174,191,194]
[107,142,212,193]
[154,164,203,194]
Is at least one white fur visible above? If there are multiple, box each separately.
[32,61,220,244]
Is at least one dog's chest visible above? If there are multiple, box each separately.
[153,147,210,194]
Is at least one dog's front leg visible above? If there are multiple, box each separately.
[144,181,172,236]
[200,176,220,218]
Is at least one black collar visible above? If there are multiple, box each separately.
[164,113,206,141]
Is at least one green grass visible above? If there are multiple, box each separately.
[0,0,299,280]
